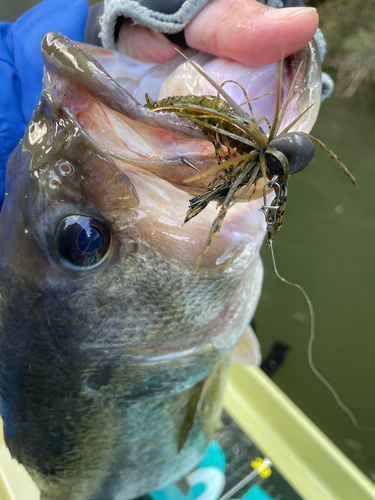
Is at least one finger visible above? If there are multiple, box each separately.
[117,19,179,63]
[185,0,319,66]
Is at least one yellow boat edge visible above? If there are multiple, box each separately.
[224,364,375,500]
[1,364,375,500]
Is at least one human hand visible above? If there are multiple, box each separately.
[117,0,318,65]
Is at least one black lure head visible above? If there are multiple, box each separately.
[266,132,316,176]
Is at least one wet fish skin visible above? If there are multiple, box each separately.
[0,33,265,499]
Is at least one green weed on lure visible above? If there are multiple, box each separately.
[146,49,357,256]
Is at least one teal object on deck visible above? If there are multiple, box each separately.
[242,485,272,499]
[150,441,226,499]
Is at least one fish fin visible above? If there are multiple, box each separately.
[215,418,224,431]
[175,360,227,452]
[175,380,204,452]
[175,477,191,495]
[232,325,261,366]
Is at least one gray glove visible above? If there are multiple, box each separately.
[93,0,211,49]
[85,0,311,50]
[85,0,309,49]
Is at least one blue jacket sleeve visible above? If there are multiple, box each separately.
[0,0,89,208]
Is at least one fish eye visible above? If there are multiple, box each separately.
[55,216,111,268]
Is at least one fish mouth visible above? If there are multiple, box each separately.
[40,32,321,269]
[41,32,321,190]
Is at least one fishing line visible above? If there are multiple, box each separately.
[270,243,375,432]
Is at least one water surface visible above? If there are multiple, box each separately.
[257,92,375,480]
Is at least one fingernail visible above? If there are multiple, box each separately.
[264,6,316,19]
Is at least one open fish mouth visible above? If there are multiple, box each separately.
[83,38,322,137]
[41,32,321,270]
[76,35,322,183]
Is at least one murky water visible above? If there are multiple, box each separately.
[2,0,375,483]
[257,93,375,480]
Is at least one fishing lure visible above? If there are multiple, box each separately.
[146,51,357,256]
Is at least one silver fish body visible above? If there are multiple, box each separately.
[0,33,320,499]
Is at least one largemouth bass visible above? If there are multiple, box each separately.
[0,32,320,500]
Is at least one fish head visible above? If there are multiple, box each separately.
[0,32,321,499]
[1,32,278,355]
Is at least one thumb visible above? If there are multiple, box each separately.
[185,0,319,66]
